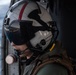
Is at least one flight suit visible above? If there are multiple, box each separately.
[22,41,75,75]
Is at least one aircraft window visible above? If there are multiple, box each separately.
[0,0,11,74]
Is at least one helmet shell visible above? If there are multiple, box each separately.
[4,1,56,51]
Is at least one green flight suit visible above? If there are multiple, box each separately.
[36,63,68,75]
[23,41,74,75]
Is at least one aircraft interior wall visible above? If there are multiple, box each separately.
[49,0,76,59]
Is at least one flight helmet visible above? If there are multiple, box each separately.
[4,0,58,52]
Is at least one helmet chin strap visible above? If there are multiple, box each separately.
[14,47,41,65]
[14,48,29,56]
[20,48,29,55]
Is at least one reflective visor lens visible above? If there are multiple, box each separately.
[4,20,35,45]
[4,20,27,45]
[5,30,26,45]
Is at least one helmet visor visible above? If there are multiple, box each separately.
[4,20,36,45]
[4,26,26,45]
